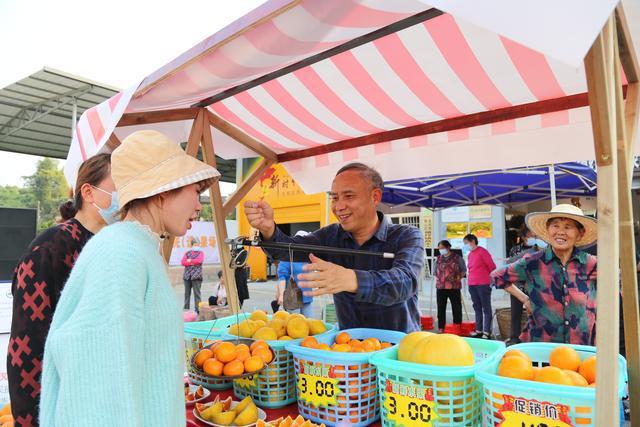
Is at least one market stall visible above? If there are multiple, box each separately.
[63,1,639,425]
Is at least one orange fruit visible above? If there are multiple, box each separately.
[361,341,376,352]
[203,358,224,376]
[250,340,269,352]
[381,342,393,349]
[332,343,351,352]
[235,350,251,362]
[564,369,589,386]
[245,355,265,373]
[223,359,245,376]
[578,356,597,384]
[363,337,381,350]
[236,343,250,353]
[253,347,274,364]
[317,343,331,351]
[498,356,534,380]
[0,404,11,416]
[532,366,541,377]
[503,349,532,364]
[335,332,351,344]
[194,348,214,368]
[549,346,581,372]
[349,339,362,348]
[534,366,573,386]
[588,382,596,387]
[301,337,319,348]
[215,342,238,363]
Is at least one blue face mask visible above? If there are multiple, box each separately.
[439,248,449,256]
[92,186,120,225]
[526,238,547,249]
[463,243,472,252]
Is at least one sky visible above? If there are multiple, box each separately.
[0,0,264,193]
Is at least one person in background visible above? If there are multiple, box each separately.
[464,233,496,339]
[40,130,220,426]
[209,271,228,306]
[504,226,547,345]
[8,153,114,427]
[182,237,204,313]
[435,240,466,333]
[491,204,597,345]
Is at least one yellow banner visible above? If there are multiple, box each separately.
[499,410,573,427]
[234,375,257,389]
[383,391,438,427]
[297,373,341,408]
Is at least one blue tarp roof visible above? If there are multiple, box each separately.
[382,163,596,209]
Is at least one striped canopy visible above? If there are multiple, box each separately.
[64,0,637,193]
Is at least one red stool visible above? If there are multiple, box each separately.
[461,321,476,336]
[420,315,434,331]
[443,324,462,335]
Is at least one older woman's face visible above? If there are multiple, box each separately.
[546,218,585,251]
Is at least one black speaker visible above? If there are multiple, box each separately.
[0,208,37,281]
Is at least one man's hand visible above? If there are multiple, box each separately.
[244,200,276,239]
[297,254,358,296]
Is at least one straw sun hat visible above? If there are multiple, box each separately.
[111,130,220,208]
[525,204,597,248]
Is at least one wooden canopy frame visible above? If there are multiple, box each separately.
[104,7,638,425]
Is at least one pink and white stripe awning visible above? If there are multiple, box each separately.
[64,0,638,193]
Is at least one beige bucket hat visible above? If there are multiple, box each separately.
[111,130,220,208]
[525,204,597,248]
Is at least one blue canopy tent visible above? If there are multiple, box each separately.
[382,163,596,210]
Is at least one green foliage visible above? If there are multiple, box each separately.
[0,185,35,208]
[22,158,69,231]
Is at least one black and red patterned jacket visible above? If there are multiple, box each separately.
[7,219,92,427]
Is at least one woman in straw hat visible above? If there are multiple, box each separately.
[491,204,597,346]
[40,130,220,426]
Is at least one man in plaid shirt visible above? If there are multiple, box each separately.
[244,163,424,332]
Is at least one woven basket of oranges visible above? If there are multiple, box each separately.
[191,339,275,381]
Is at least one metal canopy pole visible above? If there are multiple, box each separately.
[548,164,557,207]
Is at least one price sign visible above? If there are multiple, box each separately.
[498,395,574,427]
[234,375,257,389]
[297,362,342,407]
[383,379,438,427]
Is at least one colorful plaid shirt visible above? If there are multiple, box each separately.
[491,246,597,345]
[435,253,466,290]
[266,211,425,333]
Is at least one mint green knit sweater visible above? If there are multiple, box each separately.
[40,221,184,426]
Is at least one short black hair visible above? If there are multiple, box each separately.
[217,271,223,279]
[437,240,452,249]
[335,162,384,190]
[463,234,478,245]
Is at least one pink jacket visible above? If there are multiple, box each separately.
[181,251,204,266]
[467,246,496,286]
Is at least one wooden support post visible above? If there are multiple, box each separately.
[614,23,640,426]
[222,157,274,218]
[200,111,241,314]
[585,15,619,426]
[206,110,278,163]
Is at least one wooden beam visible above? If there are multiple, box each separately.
[616,4,640,84]
[162,237,175,263]
[105,132,122,152]
[192,8,443,107]
[206,110,278,162]
[201,117,241,314]
[277,92,598,163]
[625,83,639,163]
[186,109,205,157]
[117,108,199,127]
[222,157,274,217]
[585,15,620,426]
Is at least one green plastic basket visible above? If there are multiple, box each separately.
[476,342,628,427]
[184,313,250,390]
[370,337,504,427]
[221,315,336,408]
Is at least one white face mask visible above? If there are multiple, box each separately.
[439,248,449,255]
[91,186,120,225]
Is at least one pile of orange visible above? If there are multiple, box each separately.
[0,404,12,427]
[194,340,274,377]
[497,346,596,387]
[300,331,393,353]
[257,414,326,427]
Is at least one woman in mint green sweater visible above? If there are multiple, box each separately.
[40,130,220,426]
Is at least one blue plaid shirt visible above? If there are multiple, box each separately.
[266,212,424,332]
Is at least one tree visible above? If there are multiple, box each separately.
[23,158,69,231]
[0,185,35,208]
